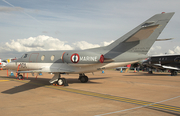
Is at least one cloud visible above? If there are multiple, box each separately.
[0,35,114,55]
[149,45,180,55]
[72,40,114,50]
[0,6,23,12]
[174,46,180,54]
[148,46,163,55]
[101,40,114,46]
[0,35,73,52]
[168,50,175,54]
[73,41,100,50]
[167,46,180,54]
[1,34,179,59]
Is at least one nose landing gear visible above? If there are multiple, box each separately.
[49,73,68,86]
[17,73,24,80]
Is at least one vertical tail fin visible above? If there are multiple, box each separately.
[105,12,175,55]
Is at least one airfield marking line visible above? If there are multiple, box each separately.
[95,95,180,116]
[152,104,180,110]
[45,85,180,112]
[0,80,9,82]
[1,76,180,113]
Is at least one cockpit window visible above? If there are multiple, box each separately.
[174,57,180,63]
[22,54,28,58]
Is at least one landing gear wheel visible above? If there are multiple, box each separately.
[79,76,88,83]
[57,78,64,85]
[56,78,68,86]
[171,70,177,76]
[18,75,23,80]
[148,71,153,74]
[175,71,177,76]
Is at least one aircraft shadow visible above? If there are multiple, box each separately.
[123,72,176,76]
[67,77,110,84]
[148,107,180,115]
[1,76,108,94]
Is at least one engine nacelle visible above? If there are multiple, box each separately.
[62,51,104,64]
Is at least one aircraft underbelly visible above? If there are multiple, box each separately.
[100,60,139,69]
[7,60,138,74]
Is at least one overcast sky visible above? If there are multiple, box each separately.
[0,0,180,59]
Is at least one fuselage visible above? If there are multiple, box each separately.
[142,55,180,70]
[6,49,146,74]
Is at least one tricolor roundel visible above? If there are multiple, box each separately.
[71,53,80,63]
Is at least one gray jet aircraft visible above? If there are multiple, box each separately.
[6,12,175,86]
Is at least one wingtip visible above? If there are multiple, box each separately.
[161,12,173,14]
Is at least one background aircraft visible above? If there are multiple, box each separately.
[142,54,180,76]
[0,58,16,70]
[6,12,174,86]
[0,58,7,70]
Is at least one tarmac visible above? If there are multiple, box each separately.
[0,70,180,116]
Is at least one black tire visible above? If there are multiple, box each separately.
[79,76,88,83]
[18,75,23,80]
[171,71,177,76]
[148,71,153,74]
[175,71,177,76]
[171,70,175,76]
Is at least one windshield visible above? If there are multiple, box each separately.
[22,54,28,58]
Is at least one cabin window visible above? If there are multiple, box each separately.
[51,55,55,61]
[41,55,45,61]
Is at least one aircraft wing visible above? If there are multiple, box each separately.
[153,64,180,70]
[17,66,75,74]
[161,66,180,70]
[150,64,164,69]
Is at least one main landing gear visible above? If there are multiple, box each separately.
[49,73,89,86]
[170,70,177,76]
[49,73,68,86]
[79,73,89,83]
[148,68,153,74]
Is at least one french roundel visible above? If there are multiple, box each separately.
[71,53,80,63]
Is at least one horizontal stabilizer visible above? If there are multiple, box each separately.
[156,38,174,41]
